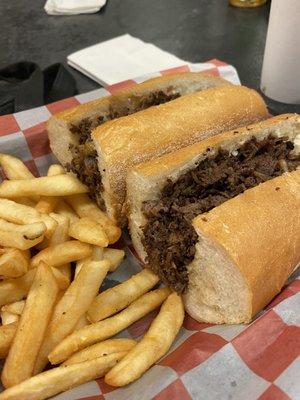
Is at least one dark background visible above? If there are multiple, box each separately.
[0,0,299,113]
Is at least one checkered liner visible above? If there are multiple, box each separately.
[0,60,299,400]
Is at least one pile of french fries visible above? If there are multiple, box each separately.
[0,154,184,400]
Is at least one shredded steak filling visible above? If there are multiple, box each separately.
[142,135,300,293]
[67,90,180,209]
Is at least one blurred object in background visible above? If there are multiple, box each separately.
[261,0,300,104]
[229,0,267,7]
[45,0,106,15]
[0,62,77,115]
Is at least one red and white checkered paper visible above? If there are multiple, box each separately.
[0,60,299,400]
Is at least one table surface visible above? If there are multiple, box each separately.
[1,0,299,114]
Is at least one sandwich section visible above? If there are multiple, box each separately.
[142,134,300,292]
[48,74,267,225]
[66,91,180,207]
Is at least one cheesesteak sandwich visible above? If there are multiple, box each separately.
[48,74,267,225]
[48,72,230,210]
[127,114,300,324]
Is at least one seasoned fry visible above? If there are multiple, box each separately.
[55,200,78,223]
[0,267,68,307]
[0,322,17,359]
[0,249,29,278]
[0,154,34,180]
[0,199,57,238]
[31,240,92,269]
[1,263,59,388]
[35,164,65,214]
[34,259,110,373]
[103,248,125,272]
[88,268,159,322]
[0,218,46,250]
[0,352,127,400]
[66,194,121,244]
[2,301,25,316]
[0,174,88,198]
[69,217,109,247]
[105,292,184,387]
[63,338,136,366]
[48,287,170,364]
[1,311,19,325]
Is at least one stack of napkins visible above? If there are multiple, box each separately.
[45,0,106,15]
[67,34,188,85]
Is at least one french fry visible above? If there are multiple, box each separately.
[57,264,72,281]
[51,267,70,291]
[69,217,109,247]
[74,258,88,277]
[34,259,110,373]
[103,248,125,272]
[92,246,103,261]
[1,263,59,388]
[1,311,19,325]
[35,164,65,214]
[0,199,57,238]
[92,247,125,273]
[16,197,36,207]
[0,249,29,278]
[0,269,36,306]
[0,352,127,400]
[47,164,65,176]
[48,287,170,365]
[88,268,160,322]
[0,154,38,203]
[31,240,92,269]
[2,301,25,316]
[0,267,69,307]
[66,194,121,244]
[34,238,50,251]
[47,213,71,280]
[74,314,89,331]
[105,292,184,387]
[0,174,88,198]
[55,200,78,223]
[0,218,46,250]
[48,213,69,245]
[0,322,18,359]
[63,338,136,366]
[0,154,34,180]
[35,211,70,251]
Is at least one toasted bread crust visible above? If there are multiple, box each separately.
[93,85,267,224]
[53,73,231,124]
[48,72,232,220]
[127,114,300,323]
[190,170,300,320]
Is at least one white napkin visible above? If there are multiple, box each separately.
[67,34,188,85]
[45,0,106,15]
